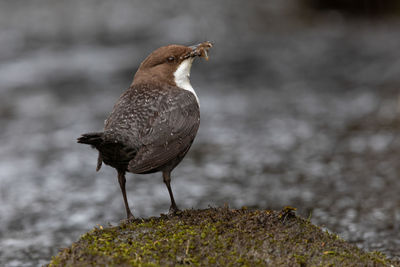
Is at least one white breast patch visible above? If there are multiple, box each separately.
[173,58,199,104]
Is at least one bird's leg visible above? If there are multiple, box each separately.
[117,170,134,219]
[162,170,179,214]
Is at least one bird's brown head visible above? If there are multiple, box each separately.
[132,41,212,88]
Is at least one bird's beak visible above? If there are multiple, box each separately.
[183,41,213,60]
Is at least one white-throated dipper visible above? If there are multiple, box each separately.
[77,41,212,219]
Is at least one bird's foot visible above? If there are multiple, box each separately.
[168,205,180,216]
[120,213,135,225]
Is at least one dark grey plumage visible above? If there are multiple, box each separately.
[92,84,200,174]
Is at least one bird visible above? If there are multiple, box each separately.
[77,41,212,219]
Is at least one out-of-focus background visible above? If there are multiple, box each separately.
[1,0,400,266]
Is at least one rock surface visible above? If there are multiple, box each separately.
[48,207,398,266]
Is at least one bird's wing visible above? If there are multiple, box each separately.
[99,84,165,169]
[127,86,200,174]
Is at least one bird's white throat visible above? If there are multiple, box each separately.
[173,58,199,103]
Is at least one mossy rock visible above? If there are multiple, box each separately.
[48,207,398,266]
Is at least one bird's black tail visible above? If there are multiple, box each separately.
[77,132,104,147]
[78,132,104,171]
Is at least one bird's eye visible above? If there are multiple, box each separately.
[167,56,175,62]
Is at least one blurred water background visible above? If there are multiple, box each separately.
[1,1,400,266]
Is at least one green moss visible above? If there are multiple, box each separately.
[48,207,399,266]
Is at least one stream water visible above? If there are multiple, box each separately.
[1,1,400,266]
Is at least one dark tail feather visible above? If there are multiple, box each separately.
[96,152,103,172]
[77,132,104,147]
